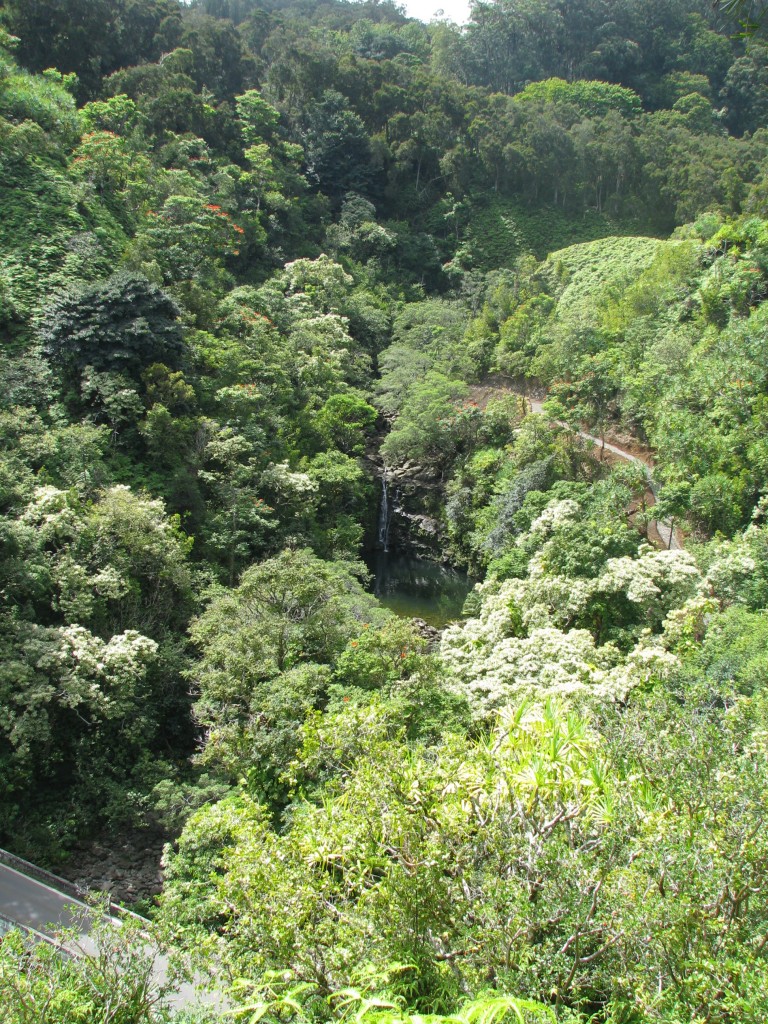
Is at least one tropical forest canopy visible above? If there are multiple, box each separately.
[2,0,768,1021]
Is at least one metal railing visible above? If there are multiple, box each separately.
[0,857,223,1008]
[0,908,75,956]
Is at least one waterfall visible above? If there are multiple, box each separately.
[377,474,390,552]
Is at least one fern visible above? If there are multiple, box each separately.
[228,972,556,1024]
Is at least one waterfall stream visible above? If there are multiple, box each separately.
[369,473,474,626]
[377,474,391,551]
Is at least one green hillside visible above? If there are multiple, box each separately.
[2,1,768,1021]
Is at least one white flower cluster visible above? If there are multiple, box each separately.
[458,544,702,640]
[660,595,719,652]
[22,485,79,539]
[597,545,702,607]
[441,622,616,711]
[508,570,594,631]
[55,558,130,624]
[441,615,678,713]
[527,498,581,537]
[56,625,158,719]
[283,254,353,300]
[24,484,178,542]
[704,544,757,603]
[440,542,702,716]
[260,462,317,496]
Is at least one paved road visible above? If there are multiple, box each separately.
[524,395,682,550]
[0,859,223,1011]
[0,861,97,948]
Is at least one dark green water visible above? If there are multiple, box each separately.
[365,551,476,628]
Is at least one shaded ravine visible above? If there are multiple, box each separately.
[365,385,683,628]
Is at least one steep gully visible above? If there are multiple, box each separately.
[367,385,683,629]
[1,389,680,945]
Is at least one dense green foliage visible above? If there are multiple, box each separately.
[0,911,200,1024]
[3,0,768,1020]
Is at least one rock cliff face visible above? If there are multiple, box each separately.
[366,456,446,560]
[58,827,166,905]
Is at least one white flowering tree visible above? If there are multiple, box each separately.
[0,615,160,820]
[0,483,195,839]
[441,496,703,716]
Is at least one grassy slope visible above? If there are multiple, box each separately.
[460,195,659,269]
